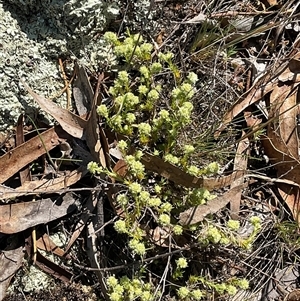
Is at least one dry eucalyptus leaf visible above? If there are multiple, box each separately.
[0,167,86,200]
[0,126,65,184]
[36,233,67,258]
[0,193,79,234]
[141,152,245,190]
[179,184,247,225]
[230,133,249,219]
[0,246,24,301]
[21,80,87,138]
[84,73,108,166]
[73,63,94,116]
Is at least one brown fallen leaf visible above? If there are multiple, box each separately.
[84,73,107,166]
[148,226,172,248]
[25,236,72,283]
[141,152,245,190]
[268,83,300,159]
[0,166,86,200]
[73,63,94,116]
[0,245,24,301]
[179,184,247,225]
[36,233,70,259]
[277,183,300,223]
[0,193,79,234]
[64,193,97,255]
[261,135,300,220]
[261,134,300,181]
[215,79,277,137]
[278,53,300,82]
[230,133,249,219]
[21,80,87,138]
[0,126,66,184]
[215,54,300,137]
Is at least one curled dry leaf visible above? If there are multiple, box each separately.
[267,82,300,159]
[260,133,300,221]
[0,193,79,234]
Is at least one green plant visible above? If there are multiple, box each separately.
[88,31,254,300]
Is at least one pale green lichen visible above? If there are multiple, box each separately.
[0,0,120,130]
[0,0,157,130]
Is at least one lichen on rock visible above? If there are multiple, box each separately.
[0,0,120,130]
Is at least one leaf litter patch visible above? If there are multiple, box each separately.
[2,0,300,300]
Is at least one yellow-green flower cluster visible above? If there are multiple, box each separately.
[177,286,190,299]
[97,104,109,118]
[125,155,145,179]
[158,52,174,63]
[159,202,173,213]
[158,213,171,226]
[187,165,200,176]
[118,140,128,152]
[137,123,152,143]
[187,72,199,85]
[164,153,180,165]
[114,220,128,234]
[128,238,146,256]
[173,225,183,235]
[189,188,215,205]
[183,144,195,155]
[106,275,124,301]
[204,162,219,175]
[206,226,222,244]
[128,182,143,194]
[87,161,103,174]
[106,275,155,301]
[116,193,129,207]
[227,219,240,231]
[178,101,194,125]
[190,289,204,300]
[171,82,195,103]
[148,197,162,207]
[103,32,119,45]
[119,276,154,301]
[176,257,188,269]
